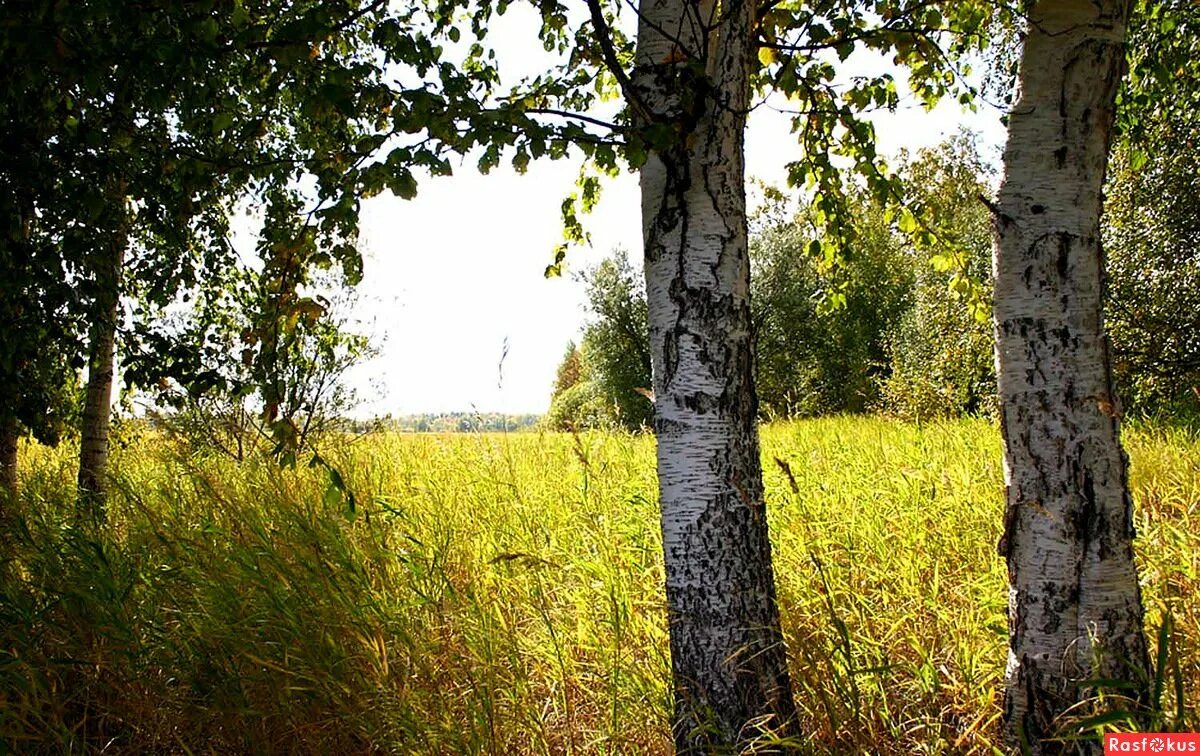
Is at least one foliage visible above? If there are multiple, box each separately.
[545,343,623,432]
[134,259,373,463]
[880,133,996,420]
[1116,1,1200,153]
[545,252,652,432]
[1103,2,1200,422]
[551,141,999,423]
[0,203,80,446]
[0,6,87,446]
[577,252,653,430]
[1104,117,1200,420]
[545,374,621,432]
[752,189,913,417]
[0,0,1028,451]
[552,342,585,400]
[424,0,1019,276]
[746,2,1014,274]
[1,418,1195,752]
[0,0,519,455]
[387,413,542,433]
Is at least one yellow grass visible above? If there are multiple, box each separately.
[0,417,1195,753]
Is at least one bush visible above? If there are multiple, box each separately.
[881,296,996,421]
[879,133,996,420]
[1104,116,1200,422]
[752,201,912,417]
[544,376,620,431]
[577,251,653,431]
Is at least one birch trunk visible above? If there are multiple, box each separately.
[632,0,797,748]
[77,190,127,517]
[992,1,1148,750]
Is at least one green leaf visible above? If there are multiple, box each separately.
[545,244,567,278]
[513,149,530,173]
[231,1,249,28]
[929,253,954,272]
[212,112,234,135]
[389,169,418,199]
[324,480,343,509]
[199,17,219,43]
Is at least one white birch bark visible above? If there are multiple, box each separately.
[992,1,1148,750]
[77,186,127,516]
[632,0,797,748]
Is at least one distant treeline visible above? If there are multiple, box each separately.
[380,413,542,433]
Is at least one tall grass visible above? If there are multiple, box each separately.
[0,417,1195,753]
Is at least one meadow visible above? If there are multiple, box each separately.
[0,417,1196,754]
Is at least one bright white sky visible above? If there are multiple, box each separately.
[342,14,1011,417]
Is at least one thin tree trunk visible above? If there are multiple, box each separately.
[0,413,17,502]
[992,1,1148,751]
[2,191,32,508]
[630,0,797,748]
[77,187,127,517]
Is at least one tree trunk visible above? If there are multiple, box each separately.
[77,189,127,517]
[631,0,798,749]
[992,1,1148,751]
[0,413,16,502]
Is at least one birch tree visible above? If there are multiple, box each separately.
[3,0,498,513]
[623,0,800,746]
[990,0,1149,749]
[76,179,128,506]
[469,0,1006,746]
[6,0,1010,741]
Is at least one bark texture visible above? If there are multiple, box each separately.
[631,0,797,748]
[77,196,127,516]
[992,1,1148,751]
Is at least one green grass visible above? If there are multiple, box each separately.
[0,417,1195,753]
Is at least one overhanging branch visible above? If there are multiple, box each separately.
[585,0,648,120]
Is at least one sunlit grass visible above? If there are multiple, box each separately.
[0,417,1195,753]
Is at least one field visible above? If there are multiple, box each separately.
[1,417,1196,753]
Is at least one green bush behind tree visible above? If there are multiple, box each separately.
[546,253,654,431]
[549,128,1200,429]
[751,183,913,418]
[1105,114,1200,422]
[879,135,997,421]
[548,135,995,429]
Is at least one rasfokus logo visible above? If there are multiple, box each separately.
[1105,734,1200,754]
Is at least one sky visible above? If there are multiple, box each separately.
[340,20,1012,418]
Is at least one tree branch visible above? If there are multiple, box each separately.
[524,107,623,132]
[585,0,646,120]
